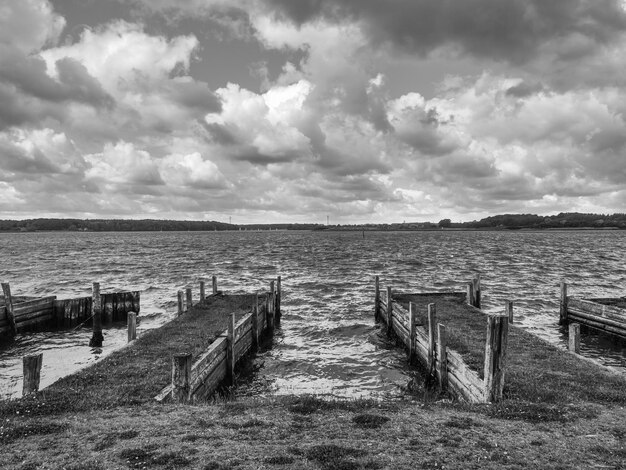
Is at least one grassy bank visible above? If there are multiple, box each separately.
[0,293,625,469]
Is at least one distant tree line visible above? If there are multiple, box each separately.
[457,213,626,229]
[0,218,236,232]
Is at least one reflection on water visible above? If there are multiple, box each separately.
[0,230,625,399]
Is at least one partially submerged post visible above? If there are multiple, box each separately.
[226,313,236,385]
[473,274,481,308]
[172,353,192,403]
[89,282,103,347]
[23,353,43,396]
[276,276,282,320]
[177,291,184,316]
[427,303,437,373]
[466,282,474,308]
[386,286,393,336]
[374,276,380,321]
[569,323,581,354]
[1,282,17,335]
[408,302,417,364]
[559,282,568,325]
[270,280,275,323]
[212,275,218,295]
[127,312,137,342]
[506,300,514,324]
[484,315,509,402]
[185,288,192,311]
[199,280,205,302]
[437,324,448,390]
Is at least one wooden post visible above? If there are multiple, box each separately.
[559,282,568,325]
[185,288,192,311]
[177,290,184,316]
[212,275,218,295]
[171,353,192,403]
[276,276,282,320]
[227,313,236,385]
[1,282,17,335]
[374,276,380,321]
[251,302,259,350]
[437,324,448,390]
[255,293,261,338]
[484,315,509,403]
[408,302,417,364]
[569,323,581,354]
[200,280,206,301]
[386,286,393,336]
[473,274,481,308]
[127,312,137,342]
[89,282,103,347]
[466,282,474,307]
[427,304,437,374]
[505,300,514,324]
[266,295,274,332]
[22,353,43,396]
[269,280,276,323]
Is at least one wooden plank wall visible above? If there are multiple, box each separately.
[378,289,498,404]
[566,297,626,339]
[1,291,141,336]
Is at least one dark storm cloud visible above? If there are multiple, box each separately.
[264,0,626,62]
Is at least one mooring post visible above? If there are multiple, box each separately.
[276,276,282,320]
[374,276,380,321]
[437,324,448,390]
[467,282,474,307]
[559,282,568,325]
[89,282,103,347]
[386,286,393,336]
[266,294,274,332]
[212,275,218,295]
[200,280,206,302]
[227,313,236,385]
[255,293,262,336]
[1,282,17,336]
[427,303,437,374]
[185,288,192,311]
[177,290,184,316]
[408,302,417,364]
[505,300,514,324]
[22,353,43,396]
[569,323,581,354]
[484,315,509,403]
[270,280,276,324]
[127,312,137,342]
[473,274,481,308]
[251,302,259,350]
[171,353,192,403]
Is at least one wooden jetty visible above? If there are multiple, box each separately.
[0,282,139,338]
[560,282,626,340]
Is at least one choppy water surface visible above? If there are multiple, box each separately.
[1,230,625,399]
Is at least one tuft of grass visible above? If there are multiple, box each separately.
[443,416,478,429]
[263,455,295,465]
[305,444,364,470]
[285,395,394,415]
[0,421,68,444]
[351,413,390,429]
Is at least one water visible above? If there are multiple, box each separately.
[0,230,625,399]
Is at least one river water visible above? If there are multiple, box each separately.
[0,230,624,399]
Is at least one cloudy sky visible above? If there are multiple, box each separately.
[1,0,626,223]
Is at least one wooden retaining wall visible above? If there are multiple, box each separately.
[560,282,626,340]
[0,283,140,336]
[375,276,509,404]
[156,279,280,403]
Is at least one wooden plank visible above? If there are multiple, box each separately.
[190,337,228,385]
[568,307,626,331]
[190,347,227,394]
[447,350,484,393]
[569,323,580,353]
[14,308,55,323]
[227,313,235,385]
[386,286,393,335]
[132,291,140,314]
[90,283,103,347]
[408,303,417,364]
[559,282,568,325]
[374,276,380,321]
[22,354,43,396]
[448,369,484,403]
[234,313,253,339]
[234,332,253,360]
[569,298,626,323]
[192,358,227,402]
[427,304,436,373]
[172,353,192,403]
[437,324,448,390]
[12,297,57,315]
[567,313,626,339]
[15,315,54,331]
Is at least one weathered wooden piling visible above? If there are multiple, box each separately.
[484,315,509,402]
[559,282,568,325]
[127,312,137,342]
[386,286,393,336]
[185,288,192,311]
[276,276,282,320]
[89,282,104,347]
[473,274,481,308]
[251,302,259,350]
[23,353,43,396]
[506,300,514,324]
[374,276,380,321]
[270,280,276,323]
[172,353,192,403]
[569,323,581,354]
[200,281,206,301]
[467,282,474,308]
[437,324,448,390]
[226,313,236,385]
[212,275,218,295]
[177,291,184,316]
[408,302,417,364]
[1,282,17,335]
[255,293,261,346]
[427,303,437,373]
